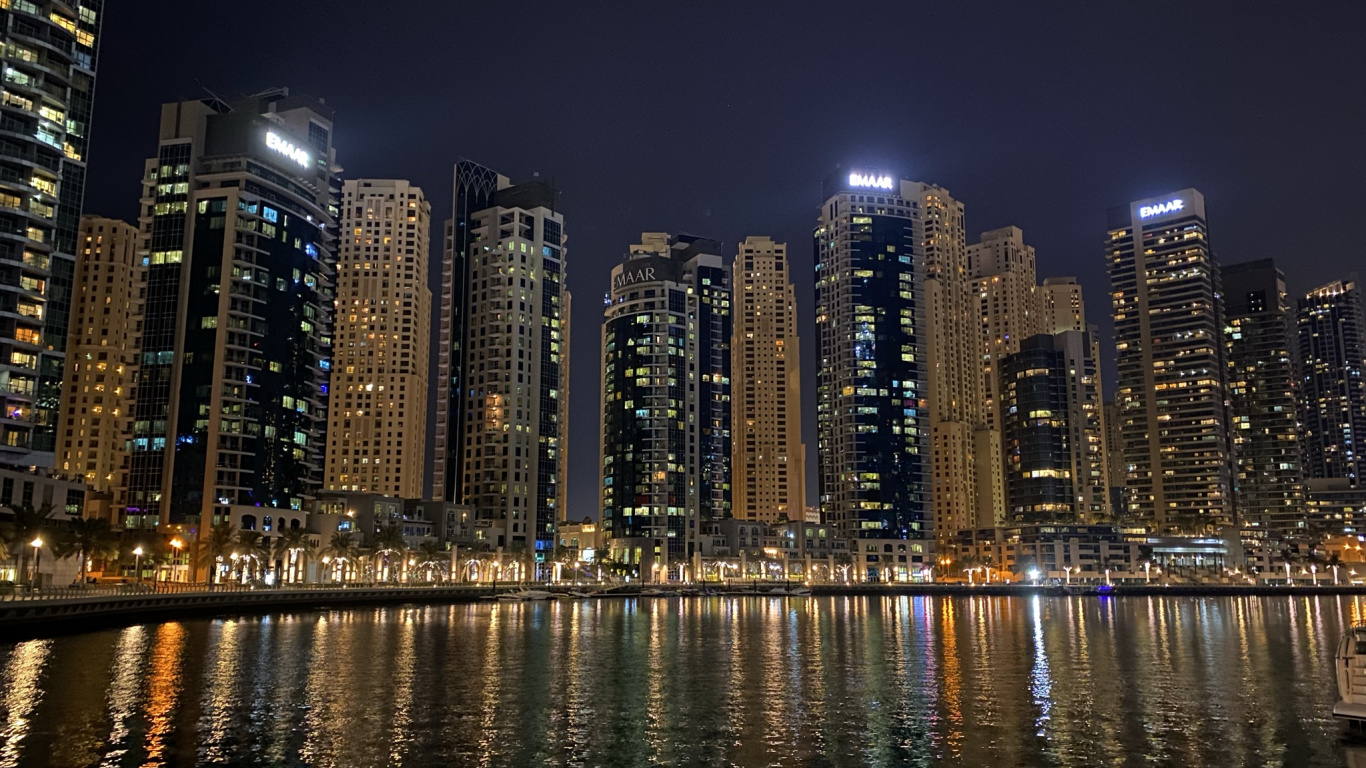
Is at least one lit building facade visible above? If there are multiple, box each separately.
[600,233,730,576]
[999,330,1107,523]
[57,216,139,503]
[920,183,985,543]
[1221,259,1304,532]
[435,161,568,558]
[1297,279,1365,488]
[967,225,1039,528]
[1039,276,1085,334]
[0,1,102,467]
[732,235,804,523]
[1102,400,1125,516]
[814,172,930,552]
[1107,189,1232,531]
[125,91,339,530]
[324,180,430,499]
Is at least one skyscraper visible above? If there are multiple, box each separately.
[0,1,102,467]
[732,236,805,523]
[1000,331,1106,523]
[1107,189,1232,532]
[814,172,930,543]
[1039,277,1085,334]
[435,161,568,559]
[920,183,984,543]
[57,217,139,504]
[1102,400,1125,516]
[600,233,730,577]
[1221,259,1304,532]
[1297,279,1365,487]
[324,180,430,499]
[967,225,1039,528]
[125,91,339,530]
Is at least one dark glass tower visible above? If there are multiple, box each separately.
[125,91,339,531]
[0,1,102,466]
[814,172,930,545]
[600,233,730,577]
[1297,279,1366,488]
[1222,259,1305,532]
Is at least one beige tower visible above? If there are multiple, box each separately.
[918,183,983,542]
[732,236,805,523]
[57,217,142,511]
[325,180,431,499]
[1039,276,1085,333]
[967,226,1040,528]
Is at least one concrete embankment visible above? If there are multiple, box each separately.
[0,585,498,640]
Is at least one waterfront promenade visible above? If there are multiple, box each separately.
[6,579,1366,640]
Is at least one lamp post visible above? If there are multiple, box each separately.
[29,537,42,587]
[169,539,183,583]
[133,546,144,583]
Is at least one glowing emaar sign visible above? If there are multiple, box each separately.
[266,131,311,168]
[1139,199,1184,218]
[848,172,894,190]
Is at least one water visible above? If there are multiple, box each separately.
[0,594,1361,767]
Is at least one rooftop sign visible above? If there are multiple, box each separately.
[848,172,894,190]
[266,131,310,168]
[1139,199,1184,218]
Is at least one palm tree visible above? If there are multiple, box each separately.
[234,530,270,582]
[196,523,236,586]
[506,540,534,583]
[272,528,314,584]
[372,524,407,582]
[412,540,447,583]
[64,517,119,584]
[5,503,56,585]
[323,530,360,583]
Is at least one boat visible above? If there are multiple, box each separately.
[496,588,554,602]
[1335,622,1366,727]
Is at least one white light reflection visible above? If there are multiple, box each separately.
[1029,595,1053,737]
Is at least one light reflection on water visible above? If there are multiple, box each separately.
[0,595,1359,767]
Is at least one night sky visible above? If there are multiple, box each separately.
[85,2,1366,521]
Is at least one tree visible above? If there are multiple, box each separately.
[272,528,314,584]
[372,525,407,582]
[506,540,534,582]
[413,540,447,583]
[4,504,56,585]
[324,531,360,583]
[197,523,236,585]
[235,530,270,581]
[64,517,119,584]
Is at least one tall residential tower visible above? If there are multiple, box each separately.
[435,161,568,559]
[125,91,339,530]
[0,1,102,467]
[814,172,930,555]
[1297,279,1365,488]
[1107,189,1232,532]
[600,233,730,577]
[1222,259,1304,532]
[324,180,430,499]
[732,236,804,523]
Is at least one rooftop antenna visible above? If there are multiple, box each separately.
[195,79,233,113]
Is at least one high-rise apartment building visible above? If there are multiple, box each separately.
[56,216,139,503]
[0,1,102,466]
[435,161,568,559]
[732,236,804,523]
[919,184,985,543]
[1102,400,1125,516]
[1297,279,1366,487]
[999,331,1106,523]
[125,91,339,530]
[1039,277,1085,334]
[1107,189,1232,532]
[967,225,1038,528]
[814,172,930,546]
[324,180,430,499]
[1221,259,1304,532]
[600,233,730,576]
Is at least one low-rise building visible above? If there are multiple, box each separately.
[952,524,1145,580]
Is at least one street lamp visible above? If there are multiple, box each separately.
[133,546,144,583]
[1063,566,1073,586]
[30,537,42,586]
[169,539,183,583]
